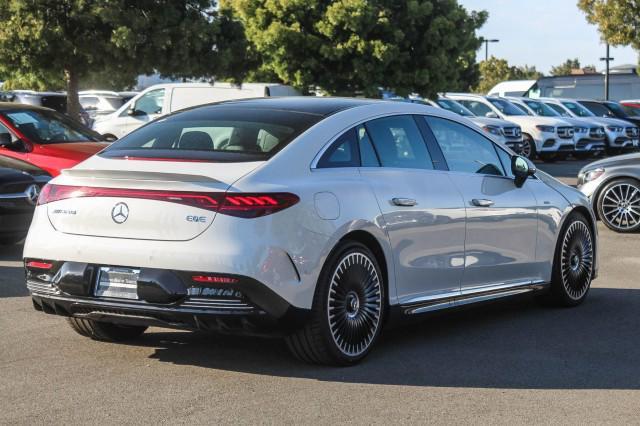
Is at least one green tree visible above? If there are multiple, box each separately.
[474,57,542,94]
[550,58,581,76]
[578,0,640,48]
[223,0,487,98]
[0,1,247,119]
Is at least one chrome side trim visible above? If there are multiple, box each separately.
[400,280,548,315]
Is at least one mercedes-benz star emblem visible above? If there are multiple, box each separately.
[25,184,40,206]
[111,202,129,224]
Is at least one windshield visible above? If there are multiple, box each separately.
[436,99,475,117]
[580,101,614,117]
[546,103,572,117]
[101,107,321,162]
[488,99,527,116]
[523,99,560,117]
[562,101,595,117]
[510,102,533,115]
[623,105,640,117]
[605,102,629,117]
[2,109,101,144]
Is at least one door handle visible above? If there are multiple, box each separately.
[472,198,494,207]
[392,197,417,207]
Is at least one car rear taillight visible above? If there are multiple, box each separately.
[192,275,239,284]
[38,184,299,218]
[25,260,53,270]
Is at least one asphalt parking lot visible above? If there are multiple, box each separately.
[2,159,639,424]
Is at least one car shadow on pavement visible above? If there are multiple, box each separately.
[138,288,640,390]
[0,244,27,298]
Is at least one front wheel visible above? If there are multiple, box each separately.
[541,213,594,307]
[596,178,640,233]
[285,241,385,365]
[521,135,536,159]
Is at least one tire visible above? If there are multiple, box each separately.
[285,241,385,366]
[596,178,640,233]
[540,212,595,307]
[521,135,536,160]
[67,317,147,342]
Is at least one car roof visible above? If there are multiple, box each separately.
[0,102,52,112]
[181,97,382,117]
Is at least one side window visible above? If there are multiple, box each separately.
[317,128,359,168]
[365,115,433,169]
[424,116,505,176]
[458,100,493,117]
[357,125,380,167]
[79,97,99,110]
[133,89,165,115]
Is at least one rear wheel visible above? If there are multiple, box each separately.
[541,213,594,306]
[596,178,640,233]
[67,317,147,341]
[285,241,384,366]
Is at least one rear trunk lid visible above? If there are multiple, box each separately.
[46,157,262,241]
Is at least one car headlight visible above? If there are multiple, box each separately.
[581,167,605,183]
[482,125,502,136]
[607,126,623,132]
[536,125,555,133]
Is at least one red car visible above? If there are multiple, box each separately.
[0,103,109,177]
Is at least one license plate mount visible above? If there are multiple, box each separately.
[95,266,140,300]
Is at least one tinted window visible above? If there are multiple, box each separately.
[357,125,380,167]
[39,96,67,113]
[546,103,571,117]
[436,99,475,117]
[523,100,559,117]
[2,109,100,144]
[488,99,527,116]
[317,129,359,168]
[580,101,614,117]
[102,107,321,162]
[425,116,505,176]
[365,115,432,169]
[495,146,514,178]
[457,100,493,117]
[562,101,594,117]
[133,89,165,115]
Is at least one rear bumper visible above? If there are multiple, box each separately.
[26,262,309,336]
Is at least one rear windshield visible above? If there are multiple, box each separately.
[40,96,67,112]
[100,107,322,162]
[2,109,100,144]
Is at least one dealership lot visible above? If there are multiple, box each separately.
[1,159,639,424]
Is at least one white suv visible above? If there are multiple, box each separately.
[505,97,606,159]
[447,93,575,160]
[538,97,638,154]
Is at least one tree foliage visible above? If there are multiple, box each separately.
[550,58,581,76]
[0,1,247,118]
[474,56,542,94]
[578,0,640,48]
[223,0,487,97]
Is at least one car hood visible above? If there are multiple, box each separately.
[585,116,634,128]
[579,152,640,172]
[0,166,35,186]
[503,116,572,127]
[33,142,110,161]
[468,117,519,127]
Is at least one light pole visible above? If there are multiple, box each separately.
[481,38,499,61]
[600,43,614,100]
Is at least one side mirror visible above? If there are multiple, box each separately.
[127,106,137,116]
[485,112,499,119]
[0,133,11,147]
[511,155,536,187]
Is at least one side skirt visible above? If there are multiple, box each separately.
[387,280,549,325]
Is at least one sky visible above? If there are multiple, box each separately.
[458,0,638,74]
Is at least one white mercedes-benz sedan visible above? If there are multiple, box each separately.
[24,97,598,365]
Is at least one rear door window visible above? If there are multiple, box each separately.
[317,128,359,168]
[365,115,433,169]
